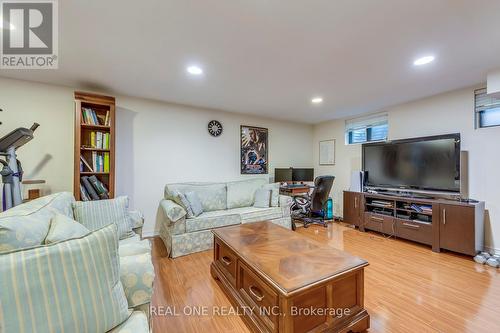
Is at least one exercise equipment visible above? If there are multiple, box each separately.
[0,123,39,211]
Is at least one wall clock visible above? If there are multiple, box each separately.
[208,120,223,137]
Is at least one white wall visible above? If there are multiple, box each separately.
[313,86,500,252]
[0,79,74,202]
[114,96,313,235]
[0,77,313,235]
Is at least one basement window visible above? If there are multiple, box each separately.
[475,88,500,128]
[345,114,388,145]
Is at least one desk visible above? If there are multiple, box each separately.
[279,185,311,196]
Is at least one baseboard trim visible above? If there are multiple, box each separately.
[484,245,500,255]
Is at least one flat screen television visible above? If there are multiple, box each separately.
[292,168,314,182]
[274,168,293,183]
[362,134,461,193]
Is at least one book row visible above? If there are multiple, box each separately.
[80,175,109,201]
[80,152,110,173]
[82,107,110,126]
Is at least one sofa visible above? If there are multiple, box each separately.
[0,192,154,333]
[159,178,293,258]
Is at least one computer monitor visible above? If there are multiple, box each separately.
[292,168,314,182]
[274,168,292,183]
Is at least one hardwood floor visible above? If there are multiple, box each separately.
[151,223,500,332]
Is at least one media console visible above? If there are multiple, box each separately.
[343,191,485,256]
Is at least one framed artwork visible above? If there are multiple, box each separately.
[241,125,268,174]
[319,139,335,165]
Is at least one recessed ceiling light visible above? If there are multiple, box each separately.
[311,97,323,104]
[186,65,203,75]
[413,55,435,66]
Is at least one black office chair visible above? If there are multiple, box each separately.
[291,175,335,228]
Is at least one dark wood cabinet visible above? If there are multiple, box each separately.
[439,204,482,256]
[343,191,362,226]
[343,191,485,256]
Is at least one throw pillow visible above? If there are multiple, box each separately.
[72,196,133,240]
[254,189,271,208]
[0,224,130,333]
[262,183,280,207]
[0,201,54,253]
[44,213,90,244]
[178,192,195,218]
[185,191,204,217]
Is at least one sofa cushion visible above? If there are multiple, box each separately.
[44,213,90,244]
[0,193,73,252]
[166,189,194,217]
[159,199,186,223]
[254,189,271,208]
[129,210,144,229]
[262,183,280,207]
[229,206,283,224]
[185,191,204,217]
[73,196,133,240]
[0,224,130,333]
[107,311,149,333]
[226,178,268,209]
[185,210,241,233]
[119,235,151,257]
[165,183,227,212]
[120,252,155,308]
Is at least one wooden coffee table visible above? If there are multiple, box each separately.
[211,221,369,333]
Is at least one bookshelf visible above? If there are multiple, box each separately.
[74,91,116,201]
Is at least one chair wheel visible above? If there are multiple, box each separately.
[323,223,328,228]
[304,224,309,228]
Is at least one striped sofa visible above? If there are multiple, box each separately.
[0,192,153,333]
[159,178,293,258]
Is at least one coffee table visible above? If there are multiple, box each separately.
[211,221,370,333]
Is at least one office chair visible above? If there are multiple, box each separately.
[291,175,335,228]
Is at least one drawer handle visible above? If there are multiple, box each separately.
[221,256,232,266]
[402,222,420,229]
[249,285,264,302]
[371,216,384,222]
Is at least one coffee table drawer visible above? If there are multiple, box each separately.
[238,262,279,332]
[214,240,237,286]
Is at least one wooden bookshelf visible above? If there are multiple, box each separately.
[74,91,116,201]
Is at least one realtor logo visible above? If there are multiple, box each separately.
[1,0,58,68]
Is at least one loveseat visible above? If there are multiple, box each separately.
[159,178,292,258]
[0,192,154,333]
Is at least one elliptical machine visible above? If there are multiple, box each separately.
[0,123,39,211]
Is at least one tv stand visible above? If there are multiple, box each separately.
[343,191,485,256]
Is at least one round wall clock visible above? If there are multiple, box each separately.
[208,120,223,137]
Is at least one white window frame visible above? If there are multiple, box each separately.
[345,113,388,145]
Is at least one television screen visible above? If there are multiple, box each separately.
[292,168,314,182]
[274,168,292,182]
[362,134,460,192]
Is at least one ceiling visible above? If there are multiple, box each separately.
[1,0,500,123]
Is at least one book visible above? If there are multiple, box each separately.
[88,175,109,199]
[92,151,97,171]
[104,152,110,173]
[96,132,103,149]
[81,176,100,200]
[80,184,90,201]
[90,131,96,147]
[80,155,93,172]
[104,111,110,126]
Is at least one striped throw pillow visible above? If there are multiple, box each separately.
[0,224,130,333]
[72,196,133,240]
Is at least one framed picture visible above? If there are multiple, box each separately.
[241,125,268,174]
[319,139,335,165]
